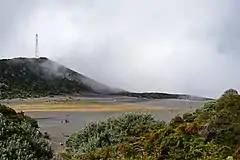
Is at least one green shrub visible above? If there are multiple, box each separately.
[64,123,229,160]
[222,89,239,97]
[0,104,38,128]
[169,115,184,127]
[194,90,240,151]
[66,113,165,157]
[182,112,196,122]
[0,104,17,116]
[0,104,53,160]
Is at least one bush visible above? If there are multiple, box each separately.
[0,104,38,128]
[0,104,17,116]
[66,113,165,157]
[64,121,229,160]
[182,112,196,122]
[194,90,240,150]
[222,89,238,97]
[0,104,53,160]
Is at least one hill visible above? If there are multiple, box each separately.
[0,57,120,99]
[112,91,213,101]
[0,57,211,100]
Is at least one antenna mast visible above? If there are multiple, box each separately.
[35,34,39,58]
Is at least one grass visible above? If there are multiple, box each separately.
[5,99,191,112]
[9,103,185,112]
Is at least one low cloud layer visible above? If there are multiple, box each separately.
[1,0,240,98]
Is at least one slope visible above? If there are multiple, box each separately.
[0,57,119,99]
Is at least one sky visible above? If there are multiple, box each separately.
[0,0,240,98]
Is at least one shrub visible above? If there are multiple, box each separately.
[0,104,17,116]
[194,90,240,150]
[66,113,165,157]
[0,104,53,160]
[182,112,196,122]
[64,124,229,160]
[222,89,239,97]
[0,104,38,128]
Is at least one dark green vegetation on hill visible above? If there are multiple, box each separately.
[0,104,53,160]
[112,91,213,101]
[0,57,97,99]
[60,89,240,160]
[111,91,182,99]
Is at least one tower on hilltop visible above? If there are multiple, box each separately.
[35,34,39,58]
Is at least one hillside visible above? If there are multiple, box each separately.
[0,57,211,100]
[0,57,120,99]
[112,91,213,101]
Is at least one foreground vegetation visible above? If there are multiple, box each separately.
[0,104,53,160]
[60,89,240,160]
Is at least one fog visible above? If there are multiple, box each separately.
[0,0,240,98]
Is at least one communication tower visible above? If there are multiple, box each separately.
[35,34,39,58]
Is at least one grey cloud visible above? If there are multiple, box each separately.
[1,0,240,98]
[0,0,40,56]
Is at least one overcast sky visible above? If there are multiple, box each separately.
[1,0,240,98]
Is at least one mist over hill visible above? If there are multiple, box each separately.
[112,91,213,101]
[0,57,211,100]
[0,57,121,99]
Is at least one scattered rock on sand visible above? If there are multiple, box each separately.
[61,119,69,123]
